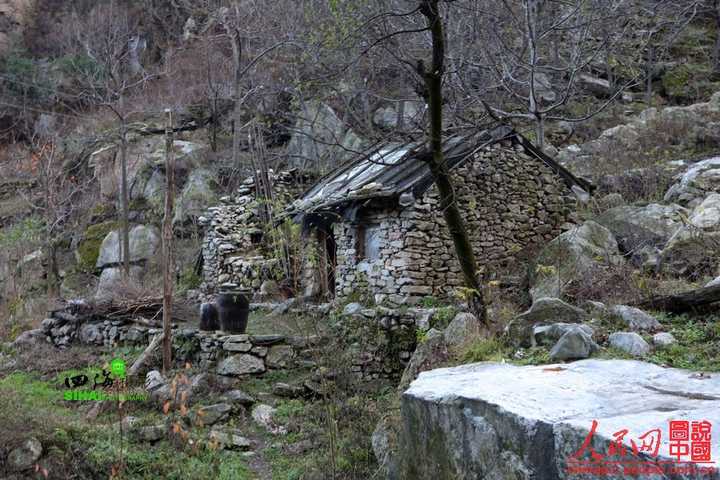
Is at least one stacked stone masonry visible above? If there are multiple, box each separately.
[334,142,577,304]
[200,170,313,294]
[39,303,438,379]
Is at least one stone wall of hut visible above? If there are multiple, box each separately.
[200,170,312,296]
[334,141,578,306]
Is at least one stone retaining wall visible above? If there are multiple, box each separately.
[41,313,313,374]
[38,302,441,380]
[334,141,577,305]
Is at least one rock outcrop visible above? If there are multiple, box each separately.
[665,157,720,207]
[96,224,161,268]
[398,360,720,479]
[596,203,686,267]
[530,221,623,301]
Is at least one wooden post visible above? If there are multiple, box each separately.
[119,101,130,278]
[162,109,175,373]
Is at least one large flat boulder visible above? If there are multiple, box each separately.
[399,359,720,479]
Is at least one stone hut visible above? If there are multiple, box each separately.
[289,125,592,306]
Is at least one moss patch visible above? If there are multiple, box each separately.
[76,220,119,271]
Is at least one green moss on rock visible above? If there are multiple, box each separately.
[75,221,119,272]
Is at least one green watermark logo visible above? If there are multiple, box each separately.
[62,358,146,402]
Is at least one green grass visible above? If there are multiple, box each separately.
[86,430,254,480]
[645,313,720,371]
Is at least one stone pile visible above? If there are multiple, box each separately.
[508,296,672,361]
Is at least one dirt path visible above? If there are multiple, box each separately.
[247,433,273,480]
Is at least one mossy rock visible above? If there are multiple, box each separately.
[75,221,120,272]
[662,63,712,103]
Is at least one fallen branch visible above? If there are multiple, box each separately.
[637,284,720,314]
[128,333,164,378]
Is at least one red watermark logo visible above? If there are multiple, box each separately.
[567,419,716,476]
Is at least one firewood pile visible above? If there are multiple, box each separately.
[51,296,197,328]
[90,297,196,326]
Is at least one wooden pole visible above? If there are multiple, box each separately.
[162,109,175,373]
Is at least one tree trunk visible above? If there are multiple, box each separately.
[638,283,720,314]
[227,24,242,170]
[119,113,131,277]
[714,1,720,74]
[535,114,545,151]
[645,45,655,105]
[419,0,487,323]
[46,240,60,299]
[162,109,175,373]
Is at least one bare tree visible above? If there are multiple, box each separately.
[25,135,92,299]
[62,1,154,277]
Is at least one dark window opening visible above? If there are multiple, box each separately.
[250,231,264,245]
[355,223,381,261]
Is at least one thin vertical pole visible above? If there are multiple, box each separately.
[162,109,175,373]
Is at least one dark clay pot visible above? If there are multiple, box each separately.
[216,290,250,334]
[199,302,219,331]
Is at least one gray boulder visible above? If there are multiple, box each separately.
[173,168,218,226]
[130,425,166,442]
[373,101,424,130]
[142,169,166,210]
[706,275,720,287]
[11,328,47,348]
[398,328,448,392]
[533,323,594,347]
[343,302,363,316]
[660,194,720,278]
[7,438,42,471]
[191,403,232,426]
[688,193,720,227]
[610,305,662,331]
[399,359,720,479]
[217,354,266,376]
[95,265,144,299]
[664,156,720,207]
[653,332,677,348]
[96,224,161,268]
[596,203,686,266]
[443,312,481,348]
[530,221,623,301]
[549,328,599,361]
[372,417,400,480]
[608,332,651,356]
[286,101,364,172]
[508,298,588,346]
[266,345,294,369]
[517,298,588,325]
[78,323,104,345]
[578,73,613,97]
